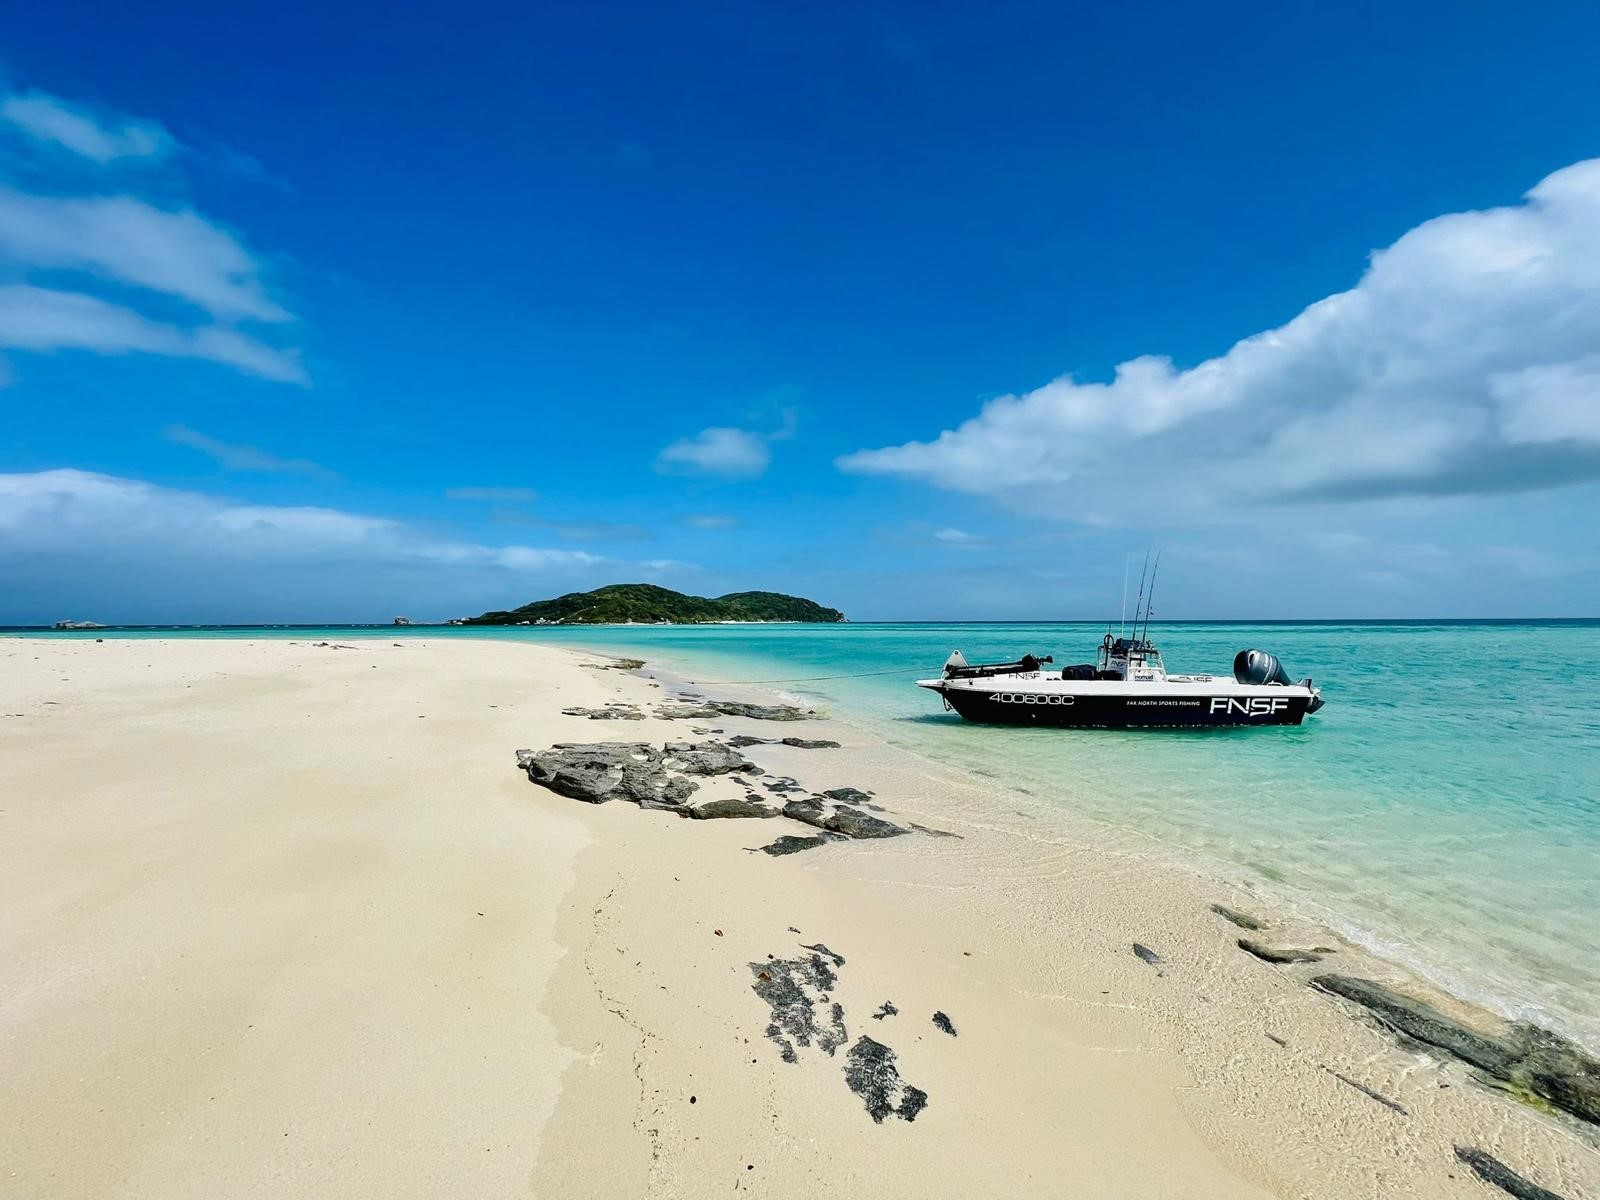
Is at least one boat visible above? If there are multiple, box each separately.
[915,556,1325,728]
[917,637,1325,728]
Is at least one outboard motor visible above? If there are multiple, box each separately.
[1233,649,1294,687]
[1235,649,1325,712]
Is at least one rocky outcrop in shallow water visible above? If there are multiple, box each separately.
[1311,974,1600,1126]
[657,700,817,722]
[1452,1147,1570,1200]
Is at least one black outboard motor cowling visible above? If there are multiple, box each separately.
[1233,649,1294,687]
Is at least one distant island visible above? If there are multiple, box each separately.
[459,583,845,626]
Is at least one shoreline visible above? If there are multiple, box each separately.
[2,635,1596,1197]
[532,645,1600,1194]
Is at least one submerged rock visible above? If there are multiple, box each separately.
[781,798,907,839]
[1239,938,1324,965]
[1209,903,1264,930]
[843,1037,928,1123]
[1453,1147,1569,1200]
[658,699,817,722]
[1312,975,1600,1126]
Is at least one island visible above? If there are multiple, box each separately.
[459,583,845,626]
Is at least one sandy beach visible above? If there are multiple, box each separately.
[2,636,1597,1199]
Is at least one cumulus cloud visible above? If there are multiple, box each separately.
[657,426,773,477]
[0,469,676,623]
[164,424,333,476]
[0,87,300,385]
[0,90,173,163]
[657,408,797,479]
[840,159,1600,519]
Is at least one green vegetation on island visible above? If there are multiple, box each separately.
[460,583,845,626]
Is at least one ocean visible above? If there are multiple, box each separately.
[12,619,1599,1050]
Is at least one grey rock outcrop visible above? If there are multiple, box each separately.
[1312,975,1600,1126]
[658,700,817,722]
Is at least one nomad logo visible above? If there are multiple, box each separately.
[1210,697,1290,716]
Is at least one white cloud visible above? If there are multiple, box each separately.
[657,407,797,479]
[0,187,288,321]
[0,469,675,623]
[0,87,300,386]
[683,513,739,529]
[0,286,305,383]
[657,426,773,477]
[0,90,173,163]
[840,158,1600,518]
[164,424,332,476]
[934,527,981,543]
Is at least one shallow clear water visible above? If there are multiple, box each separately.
[13,620,1599,1047]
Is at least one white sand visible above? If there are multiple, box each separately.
[2,637,1596,1198]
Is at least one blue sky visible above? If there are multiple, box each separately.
[3,2,1599,622]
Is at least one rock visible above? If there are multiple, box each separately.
[1311,975,1521,1076]
[655,703,723,721]
[932,1011,957,1037]
[821,787,874,805]
[561,705,645,721]
[759,833,845,856]
[750,948,849,1063]
[781,737,842,749]
[1209,903,1264,930]
[1311,975,1600,1126]
[656,776,700,807]
[762,776,807,794]
[520,742,706,809]
[726,735,772,748]
[820,808,907,839]
[1452,1147,1569,1200]
[872,1001,898,1020]
[780,798,907,839]
[1132,943,1164,969]
[1239,938,1323,964]
[663,741,758,776]
[688,797,779,820]
[843,1037,928,1123]
[710,701,815,721]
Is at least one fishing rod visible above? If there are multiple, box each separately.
[1130,551,1151,641]
[1139,550,1162,645]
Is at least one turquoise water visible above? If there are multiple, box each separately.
[12,620,1599,1048]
